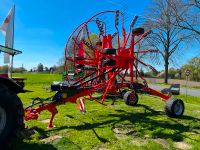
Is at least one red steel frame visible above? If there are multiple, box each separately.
[24,10,171,128]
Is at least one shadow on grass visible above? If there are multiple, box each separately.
[92,128,109,143]
[9,139,57,150]
[51,103,200,142]
[10,127,81,150]
[111,104,200,142]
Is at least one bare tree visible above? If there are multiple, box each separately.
[144,0,192,83]
[170,0,200,37]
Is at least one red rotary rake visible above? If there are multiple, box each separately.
[24,10,184,128]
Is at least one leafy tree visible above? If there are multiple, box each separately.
[0,65,8,73]
[168,67,177,79]
[13,67,27,73]
[44,67,49,72]
[182,56,200,81]
[37,63,44,72]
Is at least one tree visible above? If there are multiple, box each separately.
[13,67,27,73]
[168,67,176,79]
[0,65,8,73]
[37,63,44,72]
[182,56,200,81]
[170,0,200,37]
[44,67,49,72]
[145,0,191,83]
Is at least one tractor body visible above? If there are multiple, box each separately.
[0,77,24,147]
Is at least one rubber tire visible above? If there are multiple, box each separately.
[123,91,138,106]
[165,99,184,118]
[103,48,116,55]
[118,90,127,99]
[16,81,25,89]
[132,28,144,35]
[103,59,116,66]
[76,64,85,69]
[0,84,24,147]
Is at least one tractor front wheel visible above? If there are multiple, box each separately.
[0,84,24,147]
[165,99,184,118]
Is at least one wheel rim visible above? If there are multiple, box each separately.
[129,92,137,104]
[174,101,183,115]
[0,106,7,135]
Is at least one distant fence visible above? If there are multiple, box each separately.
[145,78,200,87]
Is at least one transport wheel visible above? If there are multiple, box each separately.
[165,99,184,118]
[0,84,24,147]
[103,48,117,55]
[123,91,138,106]
[118,89,127,99]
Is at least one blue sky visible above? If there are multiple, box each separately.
[0,0,199,71]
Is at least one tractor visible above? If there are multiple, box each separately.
[0,45,25,147]
[0,10,185,147]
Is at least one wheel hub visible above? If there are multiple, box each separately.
[174,101,183,115]
[0,106,7,135]
[129,91,137,104]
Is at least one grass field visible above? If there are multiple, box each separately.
[9,73,200,150]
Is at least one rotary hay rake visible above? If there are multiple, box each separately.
[24,10,185,128]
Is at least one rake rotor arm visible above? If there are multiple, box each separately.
[133,30,151,45]
[122,16,138,48]
[130,16,138,28]
[133,56,158,73]
[77,68,116,87]
[134,49,159,54]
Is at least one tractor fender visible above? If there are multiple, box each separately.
[0,77,24,94]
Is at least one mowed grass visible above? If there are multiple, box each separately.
[10,73,200,150]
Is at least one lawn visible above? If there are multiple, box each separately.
[9,73,200,150]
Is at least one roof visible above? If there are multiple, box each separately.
[0,44,22,55]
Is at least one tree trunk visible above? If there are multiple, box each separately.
[164,57,169,84]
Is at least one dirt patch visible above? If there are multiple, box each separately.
[144,134,151,138]
[174,142,191,150]
[40,119,50,123]
[113,127,129,134]
[98,148,109,150]
[112,127,136,135]
[112,127,137,140]
[40,135,62,143]
[191,129,200,135]
[154,138,169,149]
[132,138,146,146]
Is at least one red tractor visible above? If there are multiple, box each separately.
[0,10,185,147]
[0,45,25,146]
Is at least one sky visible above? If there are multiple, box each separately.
[0,0,199,71]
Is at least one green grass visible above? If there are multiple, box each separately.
[10,73,200,150]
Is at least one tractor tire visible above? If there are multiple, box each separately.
[16,81,25,89]
[0,84,24,147]
[123,91,138,106]
[132,27,144,35]
[118,89,127,99]
[165,99,184,118]
[103,48,116,55]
